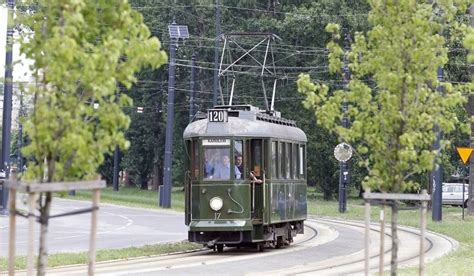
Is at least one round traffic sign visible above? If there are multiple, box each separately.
[334,142,352,162]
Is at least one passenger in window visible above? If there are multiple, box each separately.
[213,154,231,180]
[204,160,214,178]
[235,154,243,179]
[250,171,263,184]
[204,152,215,179]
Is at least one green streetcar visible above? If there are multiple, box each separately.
[183,105,307,252]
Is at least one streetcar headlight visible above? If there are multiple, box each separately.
[210,197,223,211]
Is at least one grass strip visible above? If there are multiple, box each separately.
[64,186,184,211]
[0,241,202,271]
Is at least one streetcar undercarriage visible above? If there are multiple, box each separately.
[189,220,304,252]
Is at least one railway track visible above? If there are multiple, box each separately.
[30,217,456,275]
[260,217,458,275]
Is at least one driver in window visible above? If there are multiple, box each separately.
[213,154,231,180]
[235,154,243,179]
[213,154,241,180]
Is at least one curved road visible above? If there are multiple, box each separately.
[0,197,188,256]
[1,198,457,275]
[44,218,455,275]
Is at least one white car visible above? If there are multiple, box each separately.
[442,183,469,207]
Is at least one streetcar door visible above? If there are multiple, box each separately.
[250,139,264,220]
[185,139,199,225]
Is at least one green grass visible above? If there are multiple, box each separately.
[6,186,473,274]
[0,241,202,271]
[63,186,185,211]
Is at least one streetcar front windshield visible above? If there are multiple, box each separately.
[203,147,231,180]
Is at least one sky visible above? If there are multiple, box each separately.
[0,5,7,79]
[1,4,33,83]
[1,4,31,129]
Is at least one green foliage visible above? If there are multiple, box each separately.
[121,74,164,189]
[18,0,167,182]
[298,1,472,193]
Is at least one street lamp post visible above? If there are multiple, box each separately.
[160,22,189,208]
[1,0,15,214]
[339,35,351,213]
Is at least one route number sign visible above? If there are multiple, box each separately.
[208,110,228,122]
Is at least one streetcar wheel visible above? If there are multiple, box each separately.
[216,244,224,253]
[275,236,283,249]
[256,243,264,252]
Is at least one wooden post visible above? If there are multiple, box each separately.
[8,184,16,276]
[379,204,385,276]
[365,188,371,276]
[419,190,428,276]
[88,189,100,276]
[27,193,36,276]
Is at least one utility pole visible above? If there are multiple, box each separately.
[339,35,350,213]
[468,4,474,215]
[189,53,196,123]
[1,0,15,214]
[431,67,444,221]
[17,89,23,172]
[160,22,189,208]
[212,0,221,107]
[113,147,119,191]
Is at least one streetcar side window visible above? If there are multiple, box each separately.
[296,144,300,179]
[285,143,291,179]
[271,141,277,179]
[292,143,298,179]
[251,140,263,178]
[204,148,231,180]
[234,140,243,180]
[299,145,306,178]
[191,140,199,180]
[279,142,284,179]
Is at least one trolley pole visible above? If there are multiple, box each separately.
[212,0,221,107]
[431,67,443,222]
[1,0,15,215]
[189,53,196,123]
[339,35,350,213]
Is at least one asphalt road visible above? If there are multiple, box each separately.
[0,196,188,256]
[1,198,457,275]
[40,217,456,275]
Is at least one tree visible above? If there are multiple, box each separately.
[297,1,472,274]
[18,0,167,274]
[121,73,164,190]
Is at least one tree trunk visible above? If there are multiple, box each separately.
[152,163,160,191]
[358,184,364,198]
[390,201,399,275]
[140,175,148,190]
[124,170,132,187]
[37,192,53,276]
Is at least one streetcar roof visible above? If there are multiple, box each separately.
[183,115,307,142]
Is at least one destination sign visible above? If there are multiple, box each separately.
[203,139,230,146]
[208,109,228,122]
